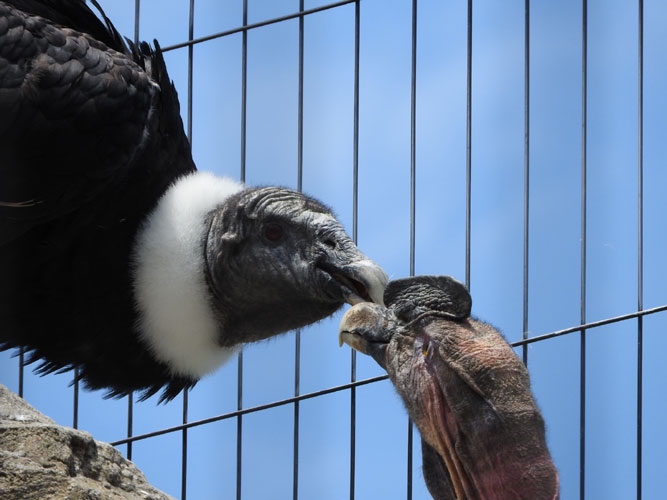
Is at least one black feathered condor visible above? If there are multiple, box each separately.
[0,0,388,401]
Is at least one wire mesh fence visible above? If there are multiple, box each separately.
[2,1,667,499]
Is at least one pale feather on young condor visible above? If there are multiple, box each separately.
[339,276,559,500]
[0,0,388,401]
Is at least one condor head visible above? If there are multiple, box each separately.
[134,174,388,381]
[204,186,388,345]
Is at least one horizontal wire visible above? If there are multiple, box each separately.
[110,303,667,448]
[512,303,667,347]
[111,374,389,446]
[161,0,356,52]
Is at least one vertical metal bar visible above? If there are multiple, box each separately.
[126,0,141,460]
[349,349,357,500]
[126,393,133,459]
[350,2,361,498]
[72,368,79,429]
[407,421,413,499]
[133,0,140,45]
[236,351,243,500]
[235,350,244,500]
[181,3,195,497]
[293,3,305,499]
[237,4,248,500]
[240,0,248,185]
[580,1,588,498]
[18,347,24,398]
[297,0,304,194]
[352,5,360,247]
[293,333,301,500]
[636,1,644,498]
[522,0,530,367]
[128,0,138,427]
[407,0,418,498]
[409,2,417,278]
[187,0,195,142]
[181,389,189,500]
[465,0,473,291]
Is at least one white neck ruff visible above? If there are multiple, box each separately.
[132,171,243,378]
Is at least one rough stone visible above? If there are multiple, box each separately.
[0,385,175,500]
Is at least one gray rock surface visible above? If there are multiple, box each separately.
[0,384,175,500]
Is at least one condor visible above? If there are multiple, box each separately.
[340,276,559,499]
[0,0,387,401]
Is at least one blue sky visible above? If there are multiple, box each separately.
[2,1,667,499]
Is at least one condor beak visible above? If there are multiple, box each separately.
[338,302,391,369]
[336,259,388,306]
[319,258,388,307]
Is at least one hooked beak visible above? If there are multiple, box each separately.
[337,259,388,306]
[338,302,392,369]
[319,259,388,307]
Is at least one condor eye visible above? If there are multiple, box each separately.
[323,237,337,249]
[263,223,283,242]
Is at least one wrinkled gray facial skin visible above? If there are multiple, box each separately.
[339,276,559,500]
[205,187,388,346]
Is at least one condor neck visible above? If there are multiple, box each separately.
[132,171,243,378]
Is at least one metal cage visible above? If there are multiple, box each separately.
[2,1,666,499]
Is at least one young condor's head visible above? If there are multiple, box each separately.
[339,275,559,500]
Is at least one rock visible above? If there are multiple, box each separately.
[0,384,175,500]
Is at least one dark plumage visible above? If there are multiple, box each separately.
[0,0,388,401]
[339,276,559,499]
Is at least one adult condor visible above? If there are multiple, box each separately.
[340,276,559,499]
[0,0,388,401]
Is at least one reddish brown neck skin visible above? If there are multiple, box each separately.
[340,277,560,499]
[387,317,560,500]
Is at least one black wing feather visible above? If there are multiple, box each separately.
[0,1,154,241]
[4,0,126,50]
[0,0,196,400]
